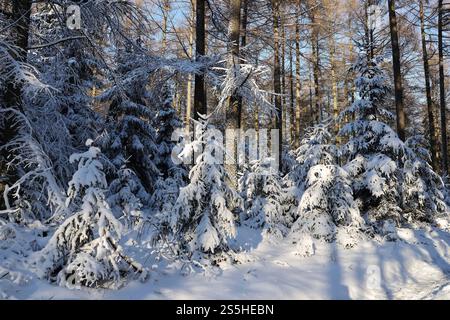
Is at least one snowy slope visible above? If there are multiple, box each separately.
[1,225,449,300]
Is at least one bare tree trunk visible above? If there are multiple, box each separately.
[186,0,195,132]
[194,0,207,119]
[345,18,354,113]
[240,0,248,49]
[272,0,283,171]
[388,0,406,141]
[254,56,260,138]
[161,0,171,53]
[344,74,349,105]
[289,36,296,146]
[295,0,302,146]
[420,0,438,170]
[281,19,287,142]
[238,0,248,129]
[225,0,242,187]
[438,0,448,175]
[364,0,375,61]
[312,38,321,124]
[309,69,313,124]
[310,8,321,124]
[330,37,339,136]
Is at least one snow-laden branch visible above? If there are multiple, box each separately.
[0,108,67,221]
[212,60,274,116]
[27,36,86,50]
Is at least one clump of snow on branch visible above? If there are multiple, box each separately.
[213,60,273,116]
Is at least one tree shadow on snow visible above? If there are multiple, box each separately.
[327,242,351,299]
[229,225,264,252]
[409,228,450,277]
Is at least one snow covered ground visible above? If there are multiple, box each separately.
[1,224,449,300]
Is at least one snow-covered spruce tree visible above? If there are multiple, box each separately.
[35,140,146,289]
[285,119,364,254]
[339,56,446,229]
[107,167,149,229]
[99,44,159,197]
[169,115,242,262]
[241,158,292,237]
[287,121,337,190]
[284,121,338,215]
[402,135,446,222]
[290,165,364,256]
[150,167,188,243]
[339,56,405,226]
[153,81,185,177]
[150,82,188,231]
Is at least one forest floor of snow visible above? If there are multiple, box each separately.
[1,222,450,300]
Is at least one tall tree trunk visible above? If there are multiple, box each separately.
[388,0,406,141]
[161,0,171,53]
[343,75,349,109]
[240,0,248,49]
[310,9,321,124]
[330,37,339,136]
[295,0,302,146]
[237,0,248,129]
[364,0,373,61]
[225,0,242,187]
[420,0,438,170]
[272,0,283,171]
[194,0,207,119]
[281,19,287,141]
[254,53,260,141]
[289,36,296,146]
[438,0,448,175]
[312,38,321,123]
[431,69,442,164]
[186,0,195,133]
[309,69,313,124]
